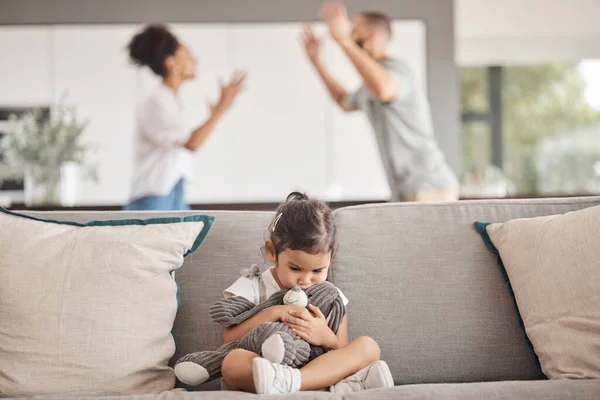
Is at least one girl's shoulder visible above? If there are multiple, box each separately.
[336,287,349,306]
[222,265,263,304]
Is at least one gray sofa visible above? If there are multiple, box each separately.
[24,197,600,399]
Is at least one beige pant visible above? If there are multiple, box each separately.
[402,186,459,203]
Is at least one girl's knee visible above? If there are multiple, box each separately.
[222,349,257,392]
[354,336,381,363]
[222,349,248,379]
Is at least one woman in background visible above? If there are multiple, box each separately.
[125,24,246,210]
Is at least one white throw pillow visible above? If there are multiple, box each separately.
[482,205,600,379]
[0,208,214,397]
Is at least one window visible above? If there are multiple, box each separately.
[460,63,600,196]
[460,67,492,186]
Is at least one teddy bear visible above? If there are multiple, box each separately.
[174,281,346,386]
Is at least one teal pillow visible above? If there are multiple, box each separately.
[475,221,502,265]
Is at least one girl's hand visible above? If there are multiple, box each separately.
[283,304,338,348]
[270,305,306,322]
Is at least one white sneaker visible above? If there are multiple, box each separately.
[329,360,394,394]
[252,357,302,395]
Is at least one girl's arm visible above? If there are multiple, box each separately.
[318,314,349,350]
[330,315,349,349]
[283,305,350,350]
[222,305,305,344]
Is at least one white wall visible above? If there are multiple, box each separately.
[226,23,331,202]
[0,21,426,205]
[0,27,52,105]
[52,25,139,206]
[456,0,600,64]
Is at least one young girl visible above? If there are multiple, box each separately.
[125,24,246,210]
[220,192,394,395]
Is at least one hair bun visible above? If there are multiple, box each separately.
[127,24,178,76]
[286,191,309,202]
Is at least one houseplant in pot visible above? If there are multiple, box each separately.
[0,95,97,207]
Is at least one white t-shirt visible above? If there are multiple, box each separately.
[129,84,194,201]
[223,267,349,306]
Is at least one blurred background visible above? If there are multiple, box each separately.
[1,0,600,210]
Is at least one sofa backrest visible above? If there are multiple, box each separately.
[331,197,600,384]
[23,196,600,388]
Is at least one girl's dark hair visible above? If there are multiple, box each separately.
[127,24,179,77]
[268,192,337,257]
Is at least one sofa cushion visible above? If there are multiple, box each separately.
[477,205,600,379]
[21,209,278,391]
[343,380,600,400]
[0,208,214,397]
[331,197,600,384]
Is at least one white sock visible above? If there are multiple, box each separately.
[290,367,302,392]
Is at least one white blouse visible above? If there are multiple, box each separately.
[129,84,194,201]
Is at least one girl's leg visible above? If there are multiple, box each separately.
[253,336,391,394]
[221,349,259,392]
[300,336,380,390]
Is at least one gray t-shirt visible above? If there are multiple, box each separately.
[347,58,458,200]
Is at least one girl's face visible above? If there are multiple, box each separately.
[166,43,197,80]
[265,241,331,290]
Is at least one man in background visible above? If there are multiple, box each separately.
[302,2,458,202]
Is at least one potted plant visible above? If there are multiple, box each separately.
[0,95,97,207]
